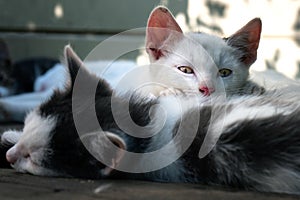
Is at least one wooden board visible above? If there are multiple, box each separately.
[0,169,298,200]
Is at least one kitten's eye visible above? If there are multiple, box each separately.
[177,66,194,74]
[219,68,232,77]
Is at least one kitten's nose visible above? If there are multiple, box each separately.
[199,86,215,96]
[6,146,19,164]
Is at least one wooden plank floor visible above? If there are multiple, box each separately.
[0,169,299,200]
[0,124,299,200]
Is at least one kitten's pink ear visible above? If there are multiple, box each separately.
[146,6,183,61]
[226,18,262,67]
[100,132,126,176]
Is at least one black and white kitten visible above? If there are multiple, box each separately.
[2,46,300,194]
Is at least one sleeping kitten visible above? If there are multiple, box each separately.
[2,46,300,194]
[144,6,264,97]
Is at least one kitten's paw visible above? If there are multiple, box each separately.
[159,88,185,96]
[1,130,22,145]
[252,85,265,95]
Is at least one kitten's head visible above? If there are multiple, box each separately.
[146,6,261,97]
[1,46,126,178]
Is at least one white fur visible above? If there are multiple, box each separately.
[5,110,57,176]
[1,130,22,145]
[210,91,300,136]
[221,104,289,130]
[250,69,300,91]
[142,29,255,98]
[196,90,300,159]
[138,95,202,180]
[152,33,224,95]
[149,95,204,148]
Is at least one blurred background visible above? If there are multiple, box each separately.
[0,0,300,78]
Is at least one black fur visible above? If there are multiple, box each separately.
[38,65,300,193]
[8,47,300,194]
[0,139,13,168]
[177,105,300,193]
[38,57,156,178]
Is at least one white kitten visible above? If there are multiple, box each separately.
[143,6,264,97]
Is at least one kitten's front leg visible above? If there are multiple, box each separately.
[159,88,185,96]
[1,130,22,145]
